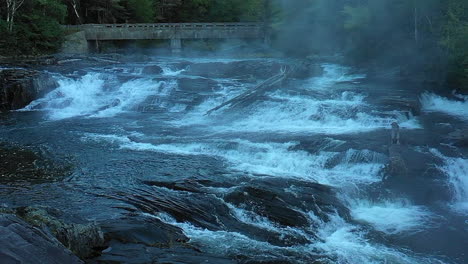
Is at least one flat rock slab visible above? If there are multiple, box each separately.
[91,240,236,264]
[0,213,82,264]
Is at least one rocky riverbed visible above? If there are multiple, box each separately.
[0,55,467,263]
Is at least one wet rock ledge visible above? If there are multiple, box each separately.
[0,69,58,112]
[0,206,105,263]
[0,213,82,264]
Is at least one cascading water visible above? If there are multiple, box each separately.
[22,73,175,120]
[421,92,468,121]
[431,149,468,214]
[1,58,465,264]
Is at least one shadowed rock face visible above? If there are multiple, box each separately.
[0,213,82,264]
[448,128,468,147]
[0,69,58,112]
[142,65,163,75]
[15,206,106,259]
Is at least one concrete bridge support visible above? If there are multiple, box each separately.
[170,38,182,54]
[61,31,90,54]
[62,23,267,54]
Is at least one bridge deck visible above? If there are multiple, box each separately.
[65,23,265,41]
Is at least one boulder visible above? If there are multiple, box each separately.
[383,145,408,178]
[0,213,82,264]
[142,65,163,75]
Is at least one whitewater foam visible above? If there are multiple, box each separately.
[310,213,444,264]
[421,92,468,121]
[306,64,366,90]
[23,73,174,120]
[147,208,443,264]
[173,63,419,134]
[219,92,414,134]
[161,66,186,76]
[83,135,385,187]
[350,199,437,235]
[432,149,468,214]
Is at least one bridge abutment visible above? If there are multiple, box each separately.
[61,31,90,54]
[170,38,182,54]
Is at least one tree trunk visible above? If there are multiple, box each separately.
[6,0,25,32]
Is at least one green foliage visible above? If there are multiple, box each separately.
[441,0,468,90]
[0,0,66,55]
[127,0,154,23]
[35,0,67,22]
[158,0,266,22]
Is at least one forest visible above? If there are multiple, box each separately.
[0,0,467,90]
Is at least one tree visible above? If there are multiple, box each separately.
[80,0,128,24]
[64,0,82,24]
[0,0,66,54]
[441,0,468,90]
[5,0,25,31]
[127,0,154,23]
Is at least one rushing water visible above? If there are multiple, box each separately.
[1,57,467,263]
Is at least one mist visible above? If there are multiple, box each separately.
[272,0,461,90]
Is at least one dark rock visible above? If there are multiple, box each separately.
[117,187,232,231]
[172,61,192,70]
[117,183,311,247]
[185,61,284,79]
[0,69,58,112]
[225,178,349,227]
[289,61,324,79]
[225,186,310,227]
[91,240,237,264]
[177,77,219,92]
[15,206,106,259]
[379,96,421,116]
[100,215,188,247]
[0,143,70,184]
[383,145,408,178]
[143,179,208,193]
[0,213,82,264]
[142,65,163,75]
[447,128,468,147]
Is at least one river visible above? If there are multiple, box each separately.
[0,56,467,264]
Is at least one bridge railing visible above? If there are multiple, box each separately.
[64,23,263,30]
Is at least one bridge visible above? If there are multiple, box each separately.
[63,23,266,53]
